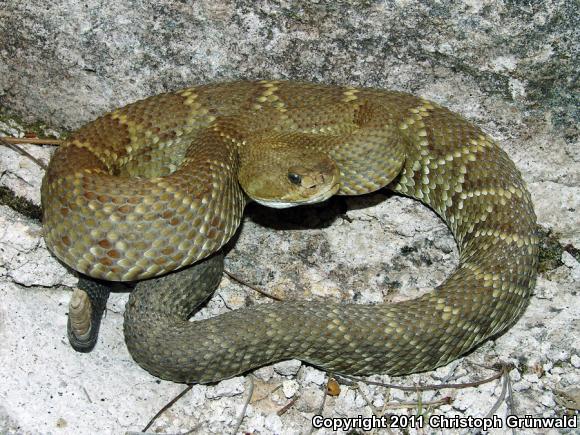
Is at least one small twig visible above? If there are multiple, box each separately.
[232,376,255,435]
[142,384,193,432]
[82,386,92,403]
[353,383,385,435]
[506,372,517,435]
[224,270,283,301]
[485,370,509,418]
[438,360,461,384]
[277,396,299,416]
[382,397,452,409]
[336,364,512,392]
[416,389,423,415]
[0,137,48,170]
[506,369,515,413]
[0,136,63,145]
[466,370,510,435]
[355,382,380,416]
[378,395,395,435]
[127,429,199,435]
[307,379,329,435]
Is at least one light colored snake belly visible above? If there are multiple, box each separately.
[41,80,538,383]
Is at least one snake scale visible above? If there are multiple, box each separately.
[41,80,538,383]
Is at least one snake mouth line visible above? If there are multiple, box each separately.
[253,180,341,209]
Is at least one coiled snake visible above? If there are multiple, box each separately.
[41,80,538,383]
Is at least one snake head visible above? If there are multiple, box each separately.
[239,136,341,209]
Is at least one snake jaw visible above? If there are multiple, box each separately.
[254,177,341,209]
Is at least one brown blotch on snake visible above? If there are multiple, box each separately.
[41,80,538,383]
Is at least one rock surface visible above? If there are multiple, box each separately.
[1,1,578,434]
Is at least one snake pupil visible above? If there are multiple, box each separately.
[288,172,302,185]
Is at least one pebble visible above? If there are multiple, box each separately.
[523,373,540,384]
[301,367,326,385]
[272,359,302,377]
[547,349,570,363]
[0,206,76,287]
[282,380,299,398]
[561,252,580,281]
[205,377,245,399]
[334,389,366,416]
[539,393,555,407]
[295,387,323,413]
[263,414,283,433]
[253,365,275,381]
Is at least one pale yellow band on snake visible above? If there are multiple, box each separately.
[42,80,538,383]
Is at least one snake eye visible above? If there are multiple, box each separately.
[288,172,302,185]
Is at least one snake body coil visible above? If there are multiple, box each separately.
[42,81,538,383]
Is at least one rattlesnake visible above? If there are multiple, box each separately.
[41,80,538,383]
